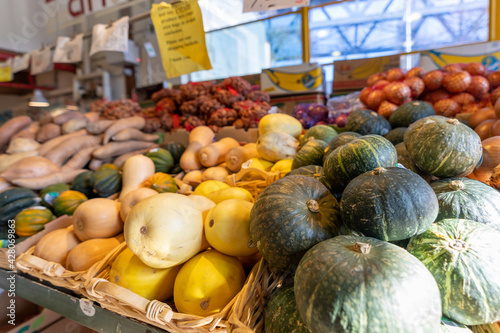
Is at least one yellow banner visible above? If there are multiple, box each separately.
[151,1,212,78]
[0,65,12,82]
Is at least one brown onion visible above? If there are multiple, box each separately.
[477,136,500,174]
[495,98,500,119]
[492,119,500,137]
[469,108,497,127]
[474,119,496,140]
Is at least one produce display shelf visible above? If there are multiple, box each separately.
[0,268,168,333]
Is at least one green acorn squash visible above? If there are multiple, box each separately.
[344,109,391,136]
[295,235,442,333]
[53,190,88,216]
[340,167,439,241]
[265,284,310,333]
[162,141,186,164]
[71,171,95,198]
[292,139,327,170]
[249,175,341,271]
[404,116,482,177]
[407,219,500,325]
[15,206,54,237]
[389,101,435,128]
[146,148,174,173]
[40,183,70,208]
[323,134,398,193]
[92,168,122,198]
[142,172,178,193]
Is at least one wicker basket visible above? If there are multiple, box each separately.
[15,225,124,295]
[472,322,500,333]
[81,242,243,333]
[227,259,291,333]
[225,168,281,200]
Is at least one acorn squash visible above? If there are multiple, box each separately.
[92,168,122,198]
[15,206,54,237]
[53,190,88,216]
[146,148,174,173]
[142,172,178,193]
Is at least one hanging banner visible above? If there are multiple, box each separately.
[89,16,129,57]
[31,47,54,76]
[243,0,309,13]
[0,59,12,82]
[150,1,212,78]
[11,54,30,73]
[53,34,84,63]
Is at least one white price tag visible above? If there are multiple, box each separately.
[79,299,96,317]
[243,0,309,13]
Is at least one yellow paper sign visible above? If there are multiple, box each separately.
[0,63,12,82]
[151,1,212,78]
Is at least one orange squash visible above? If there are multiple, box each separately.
[73,198,123,241]
[33,228,80,266]
[65,234,124,271]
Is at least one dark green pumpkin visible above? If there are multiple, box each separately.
[440,317,472,333]
[146,148,174,173]
[431,177,500,226]
[323,135,398,193]
[395,142,433,182]
[285,165,334,194]
[40,183,71,208]
[323,131,361,162]
[161,141,186,164]
[295,235,442,333]
[249,175,341,271]
[301,125,337,146]
[404,116,482,177]
[265,284,310,333]
[92,168,122,198]
[389,101,435,128]
[384,127,407,145]
[408,219,500,325]
[340,167,439,241]
[0,188,37,209]
[292,139,327,170]
[71,171,95,198]
[344,109,391,136]
[0,188,40,225]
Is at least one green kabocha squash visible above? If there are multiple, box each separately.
[323,135,398,193]
[292,139,327,170]
[383,127,407,145]
[344,109,391,136]
[431,178,500,226]
[323,131,362,162]
[301,125,337,146]
[295,235,442,333]
[40,183,70,208]
[249,175,341,271]
[14,206,54,237]
[389,101,435,128]
[404,116,482,177]
[440,317,472,333]
[407,219,500,325]
[92,168,122,198]
[0,188,40,225]
[162,141,186,164]
[340,167,439,241]
[265,284,310,333]
[53,190,88,216]
[71,171,95,198]
[146,148,174,173]
[395,143,433,183]
[142,172,178,193]
[285,165,335,195]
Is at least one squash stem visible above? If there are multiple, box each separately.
[306,200,320,213]
[449,239,468,252]
[354,242,371,254]
[449,180,465,191]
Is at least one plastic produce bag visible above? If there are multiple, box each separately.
[53,35,83,63]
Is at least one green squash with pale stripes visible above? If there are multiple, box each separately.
[407,219,500,325]
[323,131,361,162]
[404,116,482,178]
[264,284,310,333]
[345,109,391,136]
[384,127,407,145]
[292,139,327,170]
[323,135,398,192]
[431,178,500,226]
[301,125,337,146]
[295,235,442,333]
[389,101,435,128]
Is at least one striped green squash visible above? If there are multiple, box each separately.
[384,127,407,145]
[301,125,337,146]
[146,148,174,173]
[265,284,310,333]
[344,109,391,136]
[404,116,482,177]
[92,168,122,198]
[395,142,433,182]
[286,165,334,194]
[295,236,442,333]
[292,139,327,170]
[323,131,361,162]
[408,219,500,325]
[389,101,435,128]
[340,167,439,241]
[323,135,398,193]
[431,178,500,226]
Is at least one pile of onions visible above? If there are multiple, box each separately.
[472,101,500,140]
[473,136,500,182]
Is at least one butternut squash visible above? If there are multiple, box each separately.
[182,170,203,186]
[103,116,146,144]
[119,187,158,221]
[73,198,123,241]
[256,131,299,162]
[1,156,60,181]
[65,234,124,271]
[198,137,240,167]
[201,167,229,182]
[33,228,81,266]
[39,129,87,156]
[225,143,260,172]
[180,126,215,171]
[0,116,32,152]
[119,154,156,201]
[92,141,156,159]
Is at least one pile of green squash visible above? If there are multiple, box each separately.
[251,103,500,333]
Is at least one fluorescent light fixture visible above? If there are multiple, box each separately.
[317,30,329,38]
[331,51,342,56]
[29,89,49,107]
[408,12,422,22]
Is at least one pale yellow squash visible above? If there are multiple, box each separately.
[192,180,230,197]
[119,187,158,221]
[256,131,299,162]
[258,113,303,138]
[206,187,254,204]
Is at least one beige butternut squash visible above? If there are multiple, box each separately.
[201,167,229,182]
[33,228,81,266]
[73,198,123,241]
[119,187,158,221]
[198,137,240,167]
[119,154,156,200]
[225,143,260,172]
[180,126,215,171]
[65,234,124,271]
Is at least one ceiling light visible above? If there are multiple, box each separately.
[331,51,342,56]
[29,89,49,107]
[408,12,422,22]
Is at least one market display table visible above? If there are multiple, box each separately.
[0,268,167,333]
